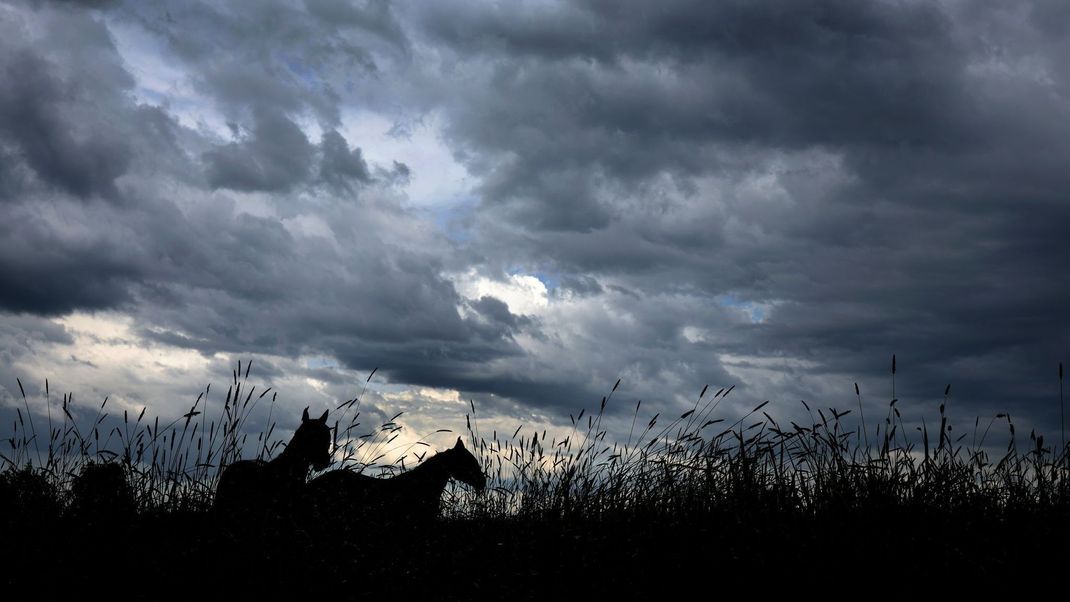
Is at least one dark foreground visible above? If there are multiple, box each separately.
[4,506,1069,598]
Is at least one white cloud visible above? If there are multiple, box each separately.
[340,110,473,209]
[453,270,550,316]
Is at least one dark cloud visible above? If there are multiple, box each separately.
[0,223,139,315]
[417,0,975,235]
[319,129,371,192]
[205,109,314,192]
[556,275,603,298]
[0,4,188,314]
[378,160,410,187]
[469,295,529,332]
[48,0,119,7]
[304,0,409,52]
[0,3,520,387]
[0,314,73,347]
[0,54,131,198]
[0,11,135,199]
[1,0,1068,440]
[408,0,1070,422]
[119,0,411,125]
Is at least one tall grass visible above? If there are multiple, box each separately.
[3,360,1070,524]
[447,375,1070,522]
[4,361,311,511]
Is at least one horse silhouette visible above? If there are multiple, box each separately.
[215,407,332,518]
[306,437,486,525]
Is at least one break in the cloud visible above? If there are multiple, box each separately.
[0,0,1067,447]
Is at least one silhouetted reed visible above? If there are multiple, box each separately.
[3,359,1070,592]
[5,360,1070,522]
[446,373,1070,523]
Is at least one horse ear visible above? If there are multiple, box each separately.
[318,410,329,422]
[302,407,310,422]
[455,437,465,450]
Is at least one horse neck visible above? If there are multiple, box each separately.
[394,452,451,492]
[267,445,310,482]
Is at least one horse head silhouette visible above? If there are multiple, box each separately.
[436,437,487,492]
[306,436,486,526]
[215,407,331,517]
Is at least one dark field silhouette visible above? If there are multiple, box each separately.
[3,363,1070,595]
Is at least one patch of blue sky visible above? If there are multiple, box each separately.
[305,357,340,370]
[716,295,768,324]
[525,269,561,290]
[282,54,320,89]
[373,382,410,395]
[423,197,477,242]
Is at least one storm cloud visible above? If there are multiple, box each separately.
[1,0,1067,441]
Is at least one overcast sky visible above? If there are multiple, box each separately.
[1,0,1068,452]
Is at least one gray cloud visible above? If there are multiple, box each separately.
[409,0,1070,421]
[205,109,314,192]
[0,9,135,199]
[0,2,518,376]
[319,129,371,192]
[416,0,975,236]
[120,0,411,125]
[1,0,1067,443]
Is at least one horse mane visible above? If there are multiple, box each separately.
[391,438,485,489]
[214,407,331,517]
[305,437,485,528]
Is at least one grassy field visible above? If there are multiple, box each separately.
[3,361,1069,595]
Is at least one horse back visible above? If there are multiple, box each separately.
[215,459,271,512]
[306,470,377,510]
[308,469,377,492]
[311,471,446,527]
